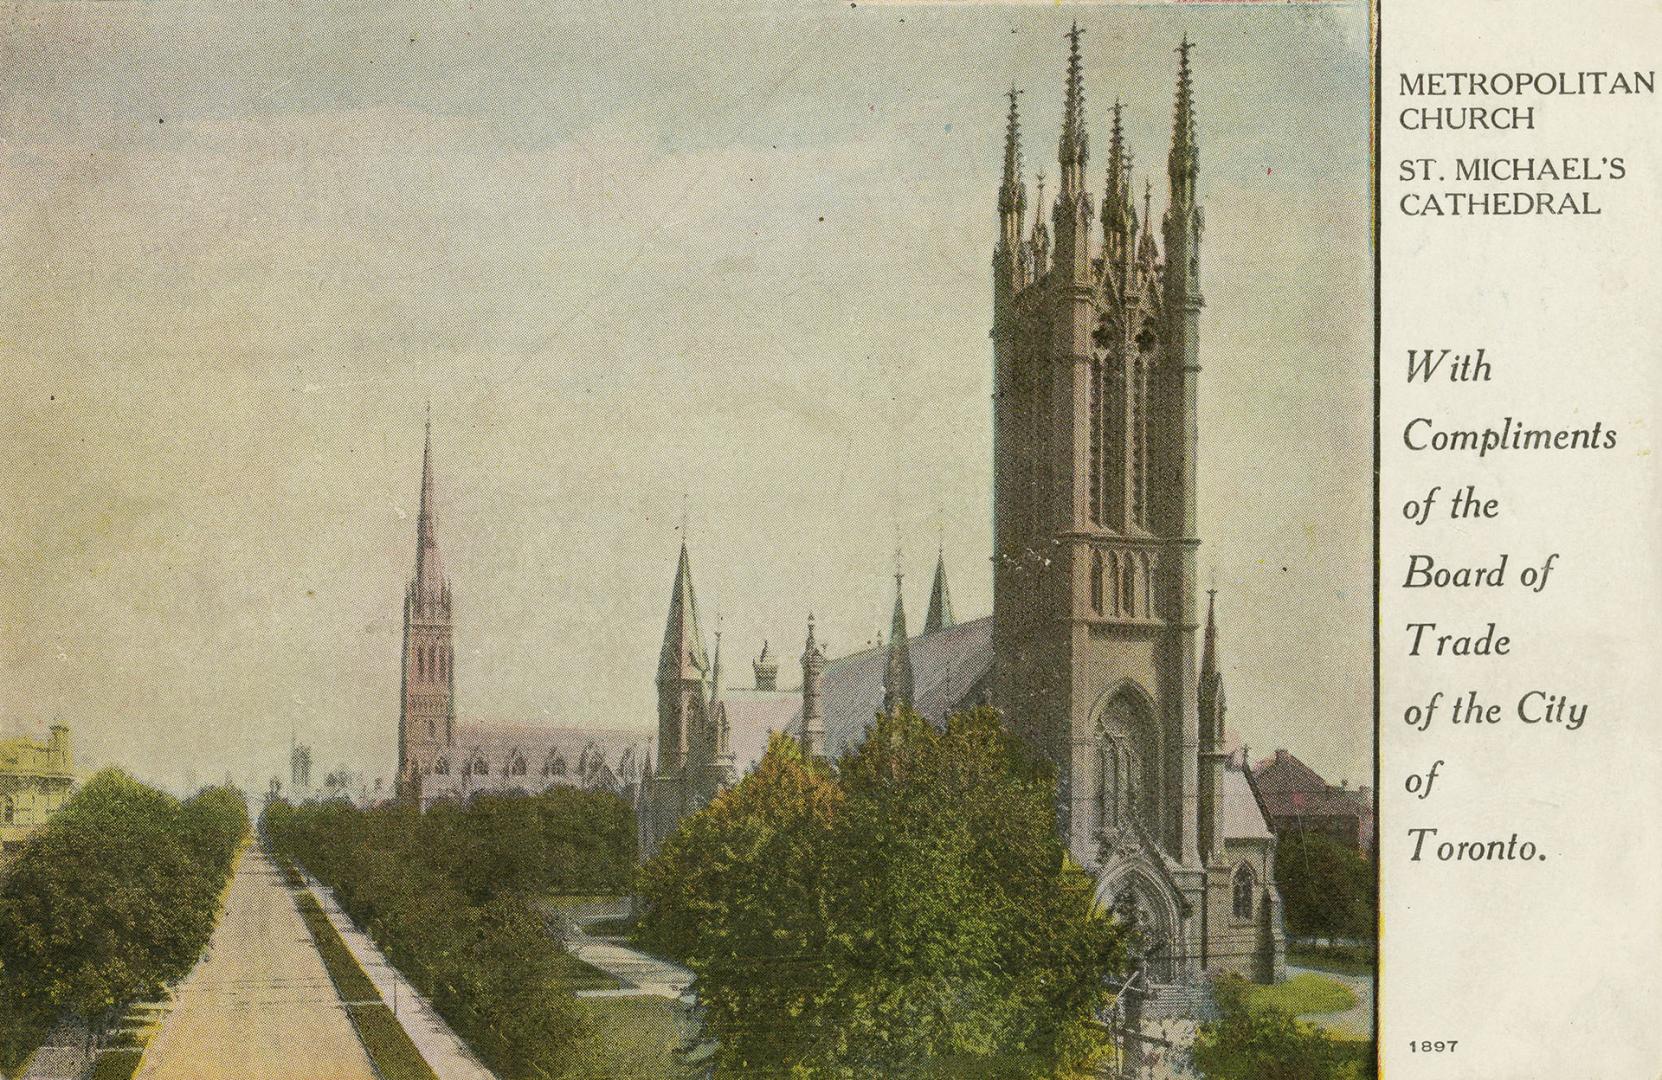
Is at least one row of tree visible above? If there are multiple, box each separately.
[636,708,1129,1079]
[0,770,248,1072]
[262,785,636,1080]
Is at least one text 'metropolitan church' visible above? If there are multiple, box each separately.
[397,27,1285,987]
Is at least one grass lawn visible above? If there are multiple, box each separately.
[1238,973,1357,1016]
[581,996,700,1080]
[348,1003,441,1080]
[544,893,626,911]
[551,949,625,992]
[293,893,380,1002]
[87,1049,144,1080]
[1289,944,1375,978]
[290,891,439,1080]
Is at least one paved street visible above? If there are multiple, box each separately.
[135,848,379,1080]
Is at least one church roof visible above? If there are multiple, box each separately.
[716,689,802,774]
[1219,763,1273,841]
[447,722,649,781]
[788,615,994,760]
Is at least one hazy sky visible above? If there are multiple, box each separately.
[1,1,1372,794]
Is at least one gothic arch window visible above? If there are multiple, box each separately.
[1139,552,1154,619]
[429,643,439,680]
[544,752,567,778]
[1121,559,1136,618]
[508,752,527,777]
[416,647,425,679]
[472,755,489,776]
[1090,551,1104,614]
[1233,864,1256,920]
[434,757,450,776]
[1093,685,1160,834]
[1089,354,1105,525]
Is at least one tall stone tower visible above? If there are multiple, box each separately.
[991,29,1207,880]
[643,541,736,851]
[398,416,456,794]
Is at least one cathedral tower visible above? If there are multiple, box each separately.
[398,416,456,793]
[992,33,1207,884]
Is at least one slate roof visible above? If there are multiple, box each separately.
[422,722,651,799]
[1219,763,1274,841]
[786,615,995,760]
[718,690,803,774]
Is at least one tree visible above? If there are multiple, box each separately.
[0,771,246,1070]
[636,733,842,1075]
[1272,832,1375,939]
[637,711,1127,1078]
[1193,977,1366,1080]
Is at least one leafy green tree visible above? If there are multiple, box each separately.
[0,770,246,1071]
[1272,832,1375,938]
[1193,978,1365,1080]
[637,710,1127,1079]
[263,782,630,1080]
[636,733,842,1075]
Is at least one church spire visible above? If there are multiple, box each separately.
[659,542,710,683]
[882,563,914,714]
[1102,99,1135,274]
[1168,35,1198,208]
[1200,587,1218,685]
[1058,21,1088,196]
[412,410,447,613]
[998,86,1027,246]
[924,546,955,635]
[1199,588,1226,744]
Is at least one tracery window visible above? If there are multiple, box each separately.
[1233,864,1256,920]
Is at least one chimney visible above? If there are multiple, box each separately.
[753,641,779,691]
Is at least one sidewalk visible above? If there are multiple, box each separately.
[299,873,498,1080]
[567,935,694,1001]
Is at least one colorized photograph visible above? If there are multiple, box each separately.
[1,3,1373,1078]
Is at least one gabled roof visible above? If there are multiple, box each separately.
[788,615,995,760]
[1220,763,1273,841]
[1250,749,1368,820]
[718,689,802,774]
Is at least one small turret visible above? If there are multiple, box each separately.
[924,547,955,635]
[996,85,1027,287]
[1057,22,1089,197]
[1102,101,1135,280]
[1052,22,1095,283]
[1163,36,1203,311]
[882,568,914,714]
[800,616,827,758]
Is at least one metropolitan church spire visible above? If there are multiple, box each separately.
[399,413,456,796]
